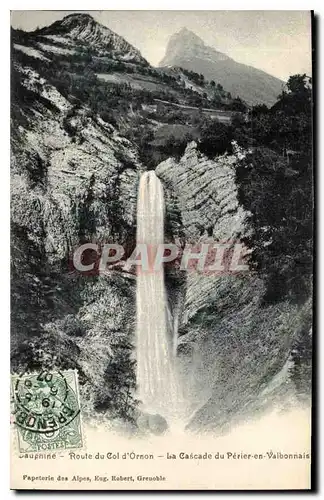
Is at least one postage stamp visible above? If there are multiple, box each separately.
[11,369,83,453]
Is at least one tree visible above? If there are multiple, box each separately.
[274,73,311,116]
[235,147,312,304]
[286,73,310,95]
[229,96,247,112]
[198,120,233,157]
[233,74,313,398]
[251,104,269,116]
[231,74,312,155]
[231,113,251,148]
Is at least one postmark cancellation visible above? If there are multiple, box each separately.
[11,370,83,453]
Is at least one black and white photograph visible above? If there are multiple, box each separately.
[9,9,314,490]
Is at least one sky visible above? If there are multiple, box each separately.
[10,10,312,81]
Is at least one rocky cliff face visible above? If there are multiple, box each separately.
[157,142,246,241]
[159,28,283,106]
[157,143,305,430]
[11,55,140,422]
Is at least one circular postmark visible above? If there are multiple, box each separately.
[12,370,80,434]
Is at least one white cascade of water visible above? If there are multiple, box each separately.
[136,171,184,426]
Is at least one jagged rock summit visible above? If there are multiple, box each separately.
[159,27,283,106]
[162,27,230,65]
[33,13,147,64]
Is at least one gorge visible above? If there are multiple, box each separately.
[10,13,312,436]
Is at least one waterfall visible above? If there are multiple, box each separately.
[136,171,184,426]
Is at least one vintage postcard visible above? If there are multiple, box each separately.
[10,10,313,490]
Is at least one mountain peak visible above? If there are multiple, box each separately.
[177,27,198,36]
[61,13,96,26]
[160,28,227,68]
[159,29,283,106]
[64,13,94,21]
[38,13,110,37]
[173,27,205,46]
[34,13,147,64]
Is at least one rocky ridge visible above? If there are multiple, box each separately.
[32,13,147,63]
[159,27,284,106]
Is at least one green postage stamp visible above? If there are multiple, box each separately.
[11,370,83,453]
